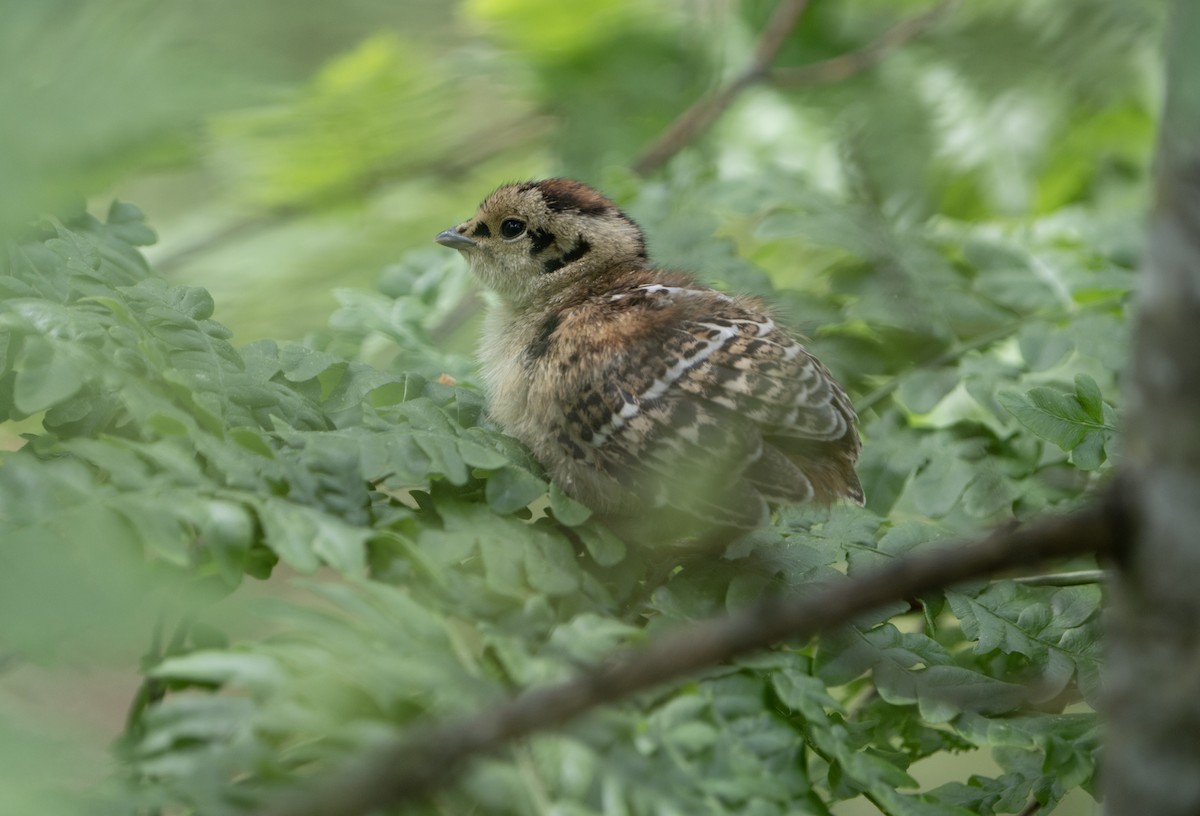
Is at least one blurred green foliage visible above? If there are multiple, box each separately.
[0,0,1164,814]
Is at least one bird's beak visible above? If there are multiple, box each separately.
[435,227,476,251]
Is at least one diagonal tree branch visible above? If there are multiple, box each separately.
[631,0,955,177]
[258,483,1129,816]
[632,0,812,177]
[770,0,956,88]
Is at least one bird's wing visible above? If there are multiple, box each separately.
[558,287,858,526]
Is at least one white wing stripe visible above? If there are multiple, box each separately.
[589,321,738,447]
[609,284,733,303]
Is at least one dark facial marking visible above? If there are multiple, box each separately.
[562,238,592,264]
[525,313,560,363]
[528,228,555,255]
[541,238,592,274]
[471,222,491,238]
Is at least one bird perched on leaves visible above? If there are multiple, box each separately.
[436,179,861,538]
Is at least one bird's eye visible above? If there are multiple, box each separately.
[500,218,526,240]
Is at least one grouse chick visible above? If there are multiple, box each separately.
[436,179,862,535]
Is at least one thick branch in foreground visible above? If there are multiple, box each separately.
[259,488,1126,816]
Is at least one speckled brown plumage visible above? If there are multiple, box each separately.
[436,179,861,535]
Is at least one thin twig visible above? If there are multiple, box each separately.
[631,0,955,176]
[631,0,812,176]
[257,485,1129,816]
[770,0,956,88]
[153,117,543,274]
[1013,569,1106,587]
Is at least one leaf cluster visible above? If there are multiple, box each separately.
[0,188,1116,815]
[0,2,1162,815]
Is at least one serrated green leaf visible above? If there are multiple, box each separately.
[279,344,344,382]
[524,531,579,595]
[907,455,976,517]
[457,434,510,470]
[572,523,625,566]
[961,470,1018,519]
[413,432,468,484]
[907,666,1028,722]
[485,465,545,513]
[12,338,85,413]
[898,368,959,414]
[152,651,284,693]
[998,387,1112,451]
[548,482,592,526]
[947,583,1100,702]
[257,498,368,575]
[1073,373,1104,422]
[477,529,527,598]
[47,225,102,271]
[1070,430,1107,470]
[772,668,843,723]
[976,268,1061,312]
[230,427,275,457]
[1018,322,1074,371]
[106,200,158,245]
[174,286,215,320]
[147,411,191,437]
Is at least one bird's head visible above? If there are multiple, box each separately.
[436,179,647,311]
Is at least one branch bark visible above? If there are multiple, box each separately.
[1103,2,1200,813]
[258,488,1127,816]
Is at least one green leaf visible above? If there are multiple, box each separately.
[548,482,592,526]
[12,337,85,414]
[106,199,158,246]
[151,651,284,693]
[975,268,1062,313]
[477,531,526,598]
[572,523,625,567]
[485,465,546,513]
[998,387,1112,451]
[1070,430,1107,470]
[899,665,1028,723]
[1073,373,1104,422]
[897,368,959,414]
[947,583,1101,703]
[279,344,344,382]
[524,531,579,595]
[772,667,843,723]
[1018,322,1074,371]
[961,470,1019,519]
[257,498,368,575]
[907,455,976,517]
[457,431,511,470]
